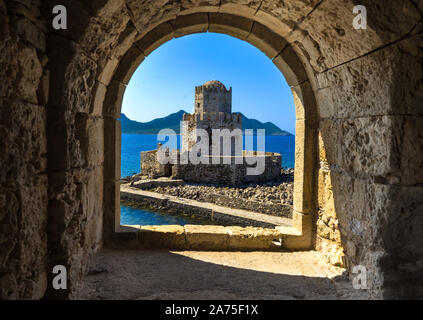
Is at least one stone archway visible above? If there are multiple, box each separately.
[100,11,319,256]
[1,0,421,300]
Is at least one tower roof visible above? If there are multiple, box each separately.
[203,80,227,90]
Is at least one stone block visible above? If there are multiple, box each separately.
[339,116,399,178]
[278,211,312,250]
[293,119,316,214]
[0,100,47,184]
[317,169,336,219]
[291,81,317,121]
[391,115,423,185]
[328,171,386,246]
[108,227,139,249]
[257,0,319,37]
[315,236,345,266]
[113,22,139,59]
[97,57,119,86]
[75,114,104,168]
[227,226,281,249]
[17,46,42,105]
[37,70,50,106]
[273,44,308,87]
[48,0,92,42]
[254,9,292,39]
[292,0,419,72]
[126,0,181,32]
[246,21,287,59]
[134,22,174,56]
[0,189,19,277]
[184,225,229,249]
[179,3,220,16]
[316,35,423,119]
[319,116,403,179]
[103,181,121,240]
[139,225,186,249]
[103,118,121,182]
[90,81,107,116]
[84,166,104,248]
[113,46,145,85]
[318,131,328,165]
[208,12,253,40]
[170,13,208,38]
[103,80,126,118]
[318,119,342,167]
[62,54,98,114]
[15,17,45,52]
[219,2,259,19]
[282,233,312,250]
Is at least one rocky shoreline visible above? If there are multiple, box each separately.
[123,168,294,219]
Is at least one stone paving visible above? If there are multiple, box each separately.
[78,249,369,300]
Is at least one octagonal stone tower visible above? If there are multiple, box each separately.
[183,80,242,155]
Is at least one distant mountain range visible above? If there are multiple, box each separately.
[119,110,293,136]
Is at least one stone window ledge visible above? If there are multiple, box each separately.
[109,223,309,251]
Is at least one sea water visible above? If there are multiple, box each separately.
[120,134,295,225]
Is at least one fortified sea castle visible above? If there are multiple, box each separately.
[140,80,282,185]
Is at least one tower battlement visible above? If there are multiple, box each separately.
[194,80,232,114]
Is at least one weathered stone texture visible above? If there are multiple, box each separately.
[126,0,220,33]
[379,185,423,298]
[0,0,48,299]
[316,35,423,119]
[171,155,282,185]
[292,0,420,72]
[1,0,422,300]
[327,171,423,298]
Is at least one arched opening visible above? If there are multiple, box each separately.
[100,12,318,250]
[21,0,418,299]
[119,32,296,228]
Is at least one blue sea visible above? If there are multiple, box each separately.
[121,205,196,226]
[121,134,295,178]
[120,133,295,225]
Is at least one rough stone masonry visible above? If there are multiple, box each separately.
[0,0,422,300]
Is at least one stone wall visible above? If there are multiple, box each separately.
[140,148,282,185]
[172,153,282,185]
[0,0,422,299]
[0,0,48,299]
[140,150,164,178]
[182,112,244,153]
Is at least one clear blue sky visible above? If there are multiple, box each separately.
[122,33,296,134]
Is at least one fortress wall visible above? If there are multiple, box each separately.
[171,154,282,186]
[183,111,243,155]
